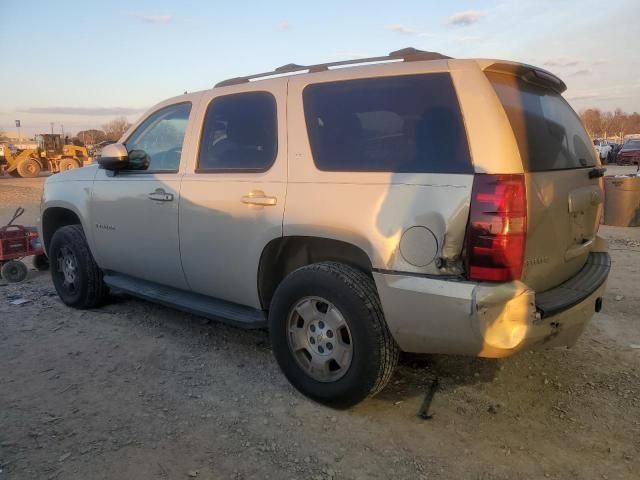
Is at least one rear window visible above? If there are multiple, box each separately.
[303,73,472,173]
[487,71,595,171]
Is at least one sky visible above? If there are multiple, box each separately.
[0,0,637,138]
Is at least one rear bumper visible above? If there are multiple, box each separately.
[374,252,610,358]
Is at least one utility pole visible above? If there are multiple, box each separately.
[61,124,65,139]
[50,122,54,134]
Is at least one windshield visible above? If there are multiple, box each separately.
[486,71,596,171]
[623,140,640,150]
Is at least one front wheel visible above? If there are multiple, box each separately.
[17,158,41,178]
[49,225,108,308]
[33,254,50,271]
[269,262,399,408]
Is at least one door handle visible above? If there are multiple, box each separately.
[241,190,277,206]
[148,188,174,202]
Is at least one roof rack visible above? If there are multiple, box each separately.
[214,47,451,88]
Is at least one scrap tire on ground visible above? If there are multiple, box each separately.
[59,158,80,171]
[1,260,28,283]
[268,261,399,409]
[49,225,108,309]
[16,158,41,178]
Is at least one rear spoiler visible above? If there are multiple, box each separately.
[483,61,567,94]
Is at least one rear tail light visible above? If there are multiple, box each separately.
[466,174,527,282]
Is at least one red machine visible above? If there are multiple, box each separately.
[0,207,49,283]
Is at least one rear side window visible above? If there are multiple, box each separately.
[303,73,472,173]
[198,91,277,172]
[486,71,595,171]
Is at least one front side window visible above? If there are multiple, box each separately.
[302,73,472,173]
[125,102,192,172]
[198,92,277,172]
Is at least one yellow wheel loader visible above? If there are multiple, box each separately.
[0,134,91,178]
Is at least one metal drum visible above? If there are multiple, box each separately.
[603,175,640,227]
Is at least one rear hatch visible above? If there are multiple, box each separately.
[486,69,603,292]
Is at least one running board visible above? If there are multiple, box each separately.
[103,274,267,329]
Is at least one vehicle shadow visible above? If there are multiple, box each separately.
[371,352,501,408]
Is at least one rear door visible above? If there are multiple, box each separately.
[179,81,287,309]
[486,71,602,291]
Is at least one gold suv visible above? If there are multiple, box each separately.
[40,48,610,407]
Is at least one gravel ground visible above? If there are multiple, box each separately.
[0,172,639,480]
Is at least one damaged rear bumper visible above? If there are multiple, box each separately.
[373,252,610,358]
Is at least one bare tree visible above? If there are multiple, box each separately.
[102,117,132,142]
[600,111,614,139]
[580,108,640,141]
[77,129,107,145]
[626,113,640,135]
[609,109,626,141]
[580,109,602,137]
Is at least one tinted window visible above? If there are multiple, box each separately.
[198,92,277,171]
[486,72,595,171]
[303,73,472,173]
[125,103,191,172]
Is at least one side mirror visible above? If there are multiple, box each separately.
[98,143,129,171]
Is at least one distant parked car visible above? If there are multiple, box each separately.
[617,139,640,165]
[593,139,612,162]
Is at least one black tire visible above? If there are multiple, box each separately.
[268,262,399,408]
[17,158,41,178]
[8,169,21,177]
[1,260,28,283]
[33,254,50,271]
[49,224,108,308]
[59,158,80,171]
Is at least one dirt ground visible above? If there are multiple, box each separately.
[1,171,639,480]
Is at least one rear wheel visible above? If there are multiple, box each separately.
[17,158,41,178]
[59,158,80,171]
[1,260,28,283]
[49,225,108,308]
[269,262,398,408]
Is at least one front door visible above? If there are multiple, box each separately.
[179,81,287,309]
[91,102,195,289]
